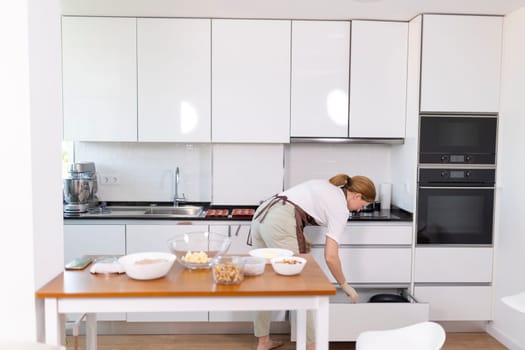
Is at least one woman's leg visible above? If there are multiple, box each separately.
[252,202,297,349]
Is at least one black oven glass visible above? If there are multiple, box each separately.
[419,116,497,164]
[417,187,494,244]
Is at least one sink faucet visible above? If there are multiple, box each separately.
[173,167,186,206]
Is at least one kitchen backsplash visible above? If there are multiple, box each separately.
[74,142,392,205]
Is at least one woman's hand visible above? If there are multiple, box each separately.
[340,282,359,303]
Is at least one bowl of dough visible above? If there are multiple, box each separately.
[168,231,232,270]
[118,252,176,280]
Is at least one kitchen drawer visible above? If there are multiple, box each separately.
[127,312,208,322]
[291,288,429,341]
[414,285,493,321]
[311,247,412,284]
[415,247,493,283]
[304,223,412,245]
[209,310,286,322]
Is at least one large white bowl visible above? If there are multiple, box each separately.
[249,248,294,263]
[118,252,176,280]
[168,231,232,270]
[270,256,307,276]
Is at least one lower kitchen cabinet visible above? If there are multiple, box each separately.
[126,223,209,322]
[64,223,127,321]
[414,285,492,321]
[311,247,412,284]
[291,288,429,341]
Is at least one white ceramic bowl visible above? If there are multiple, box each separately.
[168,231,232,270]
[241,256,266,276]
[249,248,294,263]
[270,256,307,276]
[118,252,176,280]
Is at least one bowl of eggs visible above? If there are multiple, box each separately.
[168,231,232,270]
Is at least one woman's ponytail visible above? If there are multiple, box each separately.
[330,174,376,203]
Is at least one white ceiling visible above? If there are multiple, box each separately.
[62,0,525,20]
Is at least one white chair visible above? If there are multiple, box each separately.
[356,321,446,350]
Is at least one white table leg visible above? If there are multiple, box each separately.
[296,309,306,350]
[315,297,329,350]
[44,298,61,346]
[86,313,97,350]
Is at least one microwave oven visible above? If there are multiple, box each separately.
[419,115,497,165]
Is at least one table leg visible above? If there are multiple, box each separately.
[86,313,97,350]
[315,297,329,350]
[44,298,61,346]
[296,309,306,350]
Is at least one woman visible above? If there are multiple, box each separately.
[250,174,376,350]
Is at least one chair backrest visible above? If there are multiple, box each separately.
[356,321,446,350]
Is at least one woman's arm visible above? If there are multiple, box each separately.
[324,237,346,286]
[324,236,359,303]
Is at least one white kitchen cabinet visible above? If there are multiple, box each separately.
[414,247,493,283]
[63,223,126,321]
[62,17,137,141]
[126,223,209,322]
[137,18,211,142]
[290,20,350,137]
[304,223,413,245]
[420,14,503,113]
[211,19,291,143]
[311,247,412,284]
[349,20,408,138]
[291,288,428,341]
[415,285,492,321]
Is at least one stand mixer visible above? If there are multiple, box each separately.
[63,162,99,213]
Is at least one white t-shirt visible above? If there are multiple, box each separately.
[280,179,349,243]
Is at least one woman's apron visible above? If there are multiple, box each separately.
[252,195,318,253]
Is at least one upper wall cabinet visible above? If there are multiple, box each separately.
[62,17,137,141]
[420,15,503,113]
[349,21,409,139]
[137,19,211,142]
[211,19,291,143]
[290,21,350,138]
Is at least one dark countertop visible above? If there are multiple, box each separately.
[63,201,412,222]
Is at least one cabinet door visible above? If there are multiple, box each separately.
[62,17,137,141]
[349,21,408,138]
[420,15,503,113]
[64,224,126,263]
[64,224,126,321]
[212,19,291,143]
[126,224,209,322]
[415,285,492,321]
[290,21,350,137]
[137,18,211,142]
[414,247,493,283]
[311,247,412,284]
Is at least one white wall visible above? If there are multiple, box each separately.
[0,0,63,343]
[488,5,525,349]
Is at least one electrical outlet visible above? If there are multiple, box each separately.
[99,174,119,185]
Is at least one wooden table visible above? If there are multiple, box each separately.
[36,254,336,350]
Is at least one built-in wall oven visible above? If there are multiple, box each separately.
[417,168,495,245]
[419,115,497,165]
[417,114,497,245]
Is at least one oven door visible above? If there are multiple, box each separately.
[417,186,494,245]
[419,116,497,164]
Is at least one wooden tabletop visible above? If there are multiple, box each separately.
[36,254,336,298]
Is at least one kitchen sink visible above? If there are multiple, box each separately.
[144,206,204,217]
